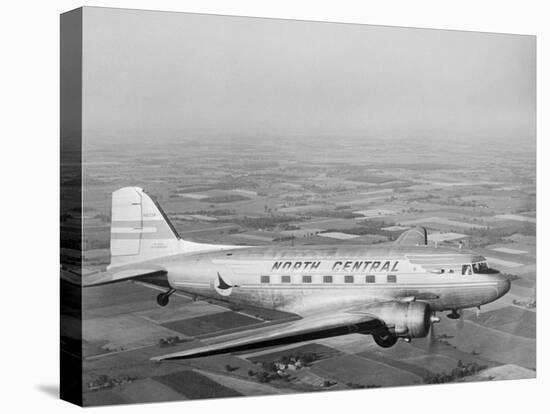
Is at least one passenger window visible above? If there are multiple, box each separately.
[302,275,312,284]
[261,275,270,283]
[344,275,354,283]
[366,275,375,283]
[281,275,291,283]
[323,275,333,283]
[387,275,397,283]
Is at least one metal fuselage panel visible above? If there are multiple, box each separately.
[158,245,507,315]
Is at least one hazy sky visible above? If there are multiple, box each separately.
[82,7,535,144]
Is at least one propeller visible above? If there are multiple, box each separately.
[427,312,441,352]
[428,322,437,351]
[456,310,464,330]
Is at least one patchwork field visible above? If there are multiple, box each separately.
[78,271,536,406]
[162,311,261,336]
[312,354,423,386]
[72,136,536,405]
[466,306,536,339]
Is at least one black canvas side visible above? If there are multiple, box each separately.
[60,7,83,407]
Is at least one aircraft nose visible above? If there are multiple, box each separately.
[495,275,511,298]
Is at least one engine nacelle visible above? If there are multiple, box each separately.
[368,301,432,338]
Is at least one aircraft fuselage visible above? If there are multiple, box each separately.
[155,244,510,315]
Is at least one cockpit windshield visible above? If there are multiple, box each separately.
[472,261,499,274]
[472,262,489,273]
[462,262,498,275]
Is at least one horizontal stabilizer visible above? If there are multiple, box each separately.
[394,226,428,246]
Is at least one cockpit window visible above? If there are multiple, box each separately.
[462,264,472,275]
[472,262,495,274]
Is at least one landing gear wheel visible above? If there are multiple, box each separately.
[373,333,399,348]
[156,288,176,307]
[156,293,169,307]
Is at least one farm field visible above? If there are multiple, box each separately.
[68,135,536,404]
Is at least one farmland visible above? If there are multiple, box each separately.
[63,135,536,405]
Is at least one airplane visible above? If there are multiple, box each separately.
[83,187,511,361]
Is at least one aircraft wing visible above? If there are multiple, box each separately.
[394,226,428,246]
[82,266,167,287]
[152,308,384,361]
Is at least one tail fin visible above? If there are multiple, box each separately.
[108,187,183,269]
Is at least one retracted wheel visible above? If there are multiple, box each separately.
[373,333,399,348]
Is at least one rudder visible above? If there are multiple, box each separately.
[108,187,182,269]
